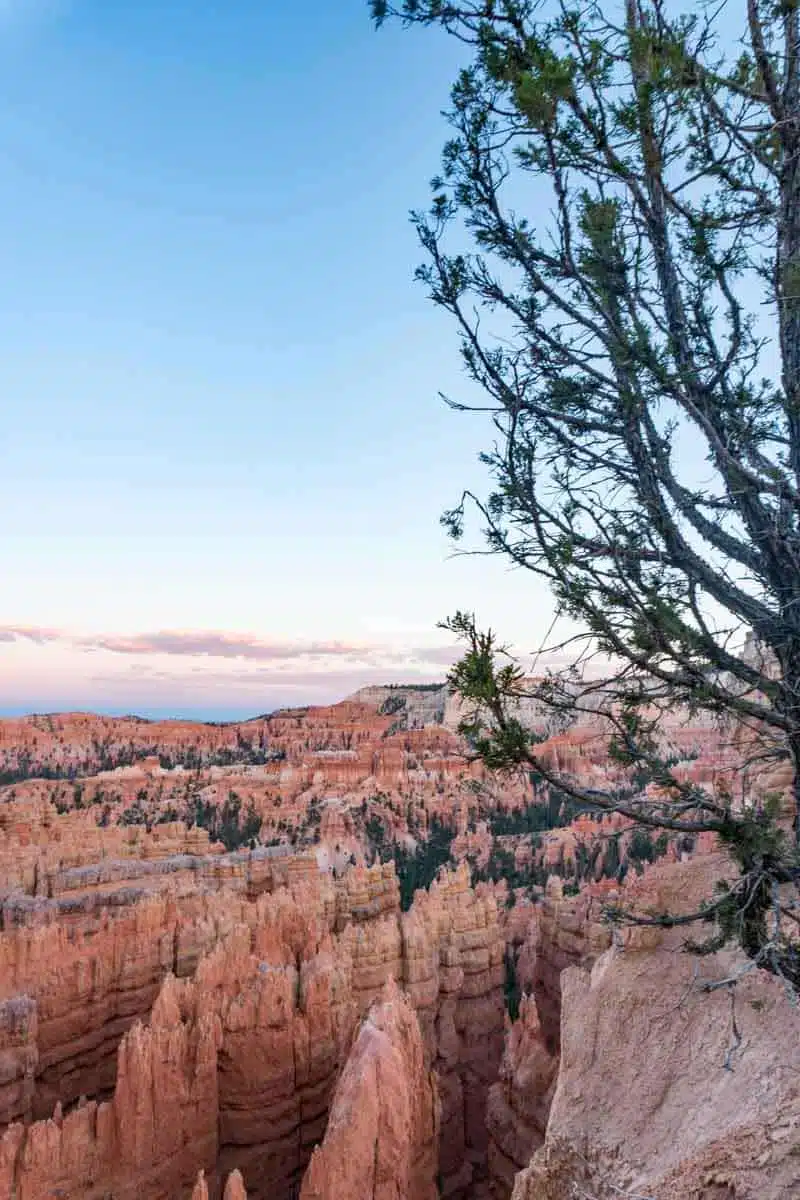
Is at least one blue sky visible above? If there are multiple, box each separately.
[0,0,556,718]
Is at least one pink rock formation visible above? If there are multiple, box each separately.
[0,997,37,1126]
[0,995,221,1200]
[0,793,221,896]
[400,866,506,1195]
[0,868,320,1126]
[518,875,612,1053]
[1,697,779,1200]
[0,860,505,1200]
[510,857,800,1199]
[224,1170,248,1199]
[485,993,557,1195]
[191,1169,210,1199]
[0,699,533,875]
[299,980,440,1200]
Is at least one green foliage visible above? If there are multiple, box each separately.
[574,839,602,881]
[603,833,621,879]
[485,843,516,883]
[120,805,146,826]
[373,0,800,987]
[504,946,522,1021]
[485,800,551,836]
[469,841,549,893]
[365,813,387,852]
[628,828,656,864]
[189,792,262,851]
[626,826,672,874]
[158,743,284,770]
[389,815,456,911]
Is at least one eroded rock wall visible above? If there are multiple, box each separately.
[0,861,505,1200]
[300,980,440,1200]
[0,860,396,1130]
[485,994,557,1196]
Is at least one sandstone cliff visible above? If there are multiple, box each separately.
[509,857,800,1200]
[0,860,504,1200]
[300,980,440,1200]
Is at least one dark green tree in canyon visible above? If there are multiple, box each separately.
[373,0,800,986]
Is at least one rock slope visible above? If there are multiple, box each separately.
[509,857,800,1200]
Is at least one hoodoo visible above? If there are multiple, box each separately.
[1,697,798,1198]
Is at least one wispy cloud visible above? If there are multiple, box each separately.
[0,623,524,715]
[88,663,442,690]
[410,644,461,667]
[0,625,63,645]
[80,630,376,662]
[0,624,461,669]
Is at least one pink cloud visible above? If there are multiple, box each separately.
[0,625,63,645]
[410,644,461,667]
[87,663,445,690]
[80,630,374,661]
[0,624,464,668]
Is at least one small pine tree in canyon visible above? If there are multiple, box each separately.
[372,0,800,987]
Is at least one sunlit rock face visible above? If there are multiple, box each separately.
[299,979,440,1200]
[507,856,800,1200]
[0,857,505,1200]
[1,697,794,1200]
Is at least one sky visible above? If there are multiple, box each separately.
[0,0,560,719]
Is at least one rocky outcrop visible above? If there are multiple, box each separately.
[0,887,194,1123]
[518,875,612,1052]
[334,861,400,930]
[483,875,611,1199]
[0,698,530,872]
[0,993,221,1200]
[213,942,358,1198]
[309,862,506,1196]
[511,856,800,1200]
[0,703,394,782]
[223,1170,249,1200]
[0,795,221,897]
[0,858,391,1130]
[191,1168,211,1199]
[300,980,440,1200]
[348,684,448,728]
[0,931,351,1200]
[0,997,37,1126]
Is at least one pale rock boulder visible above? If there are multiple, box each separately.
[512,856,800,1200]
